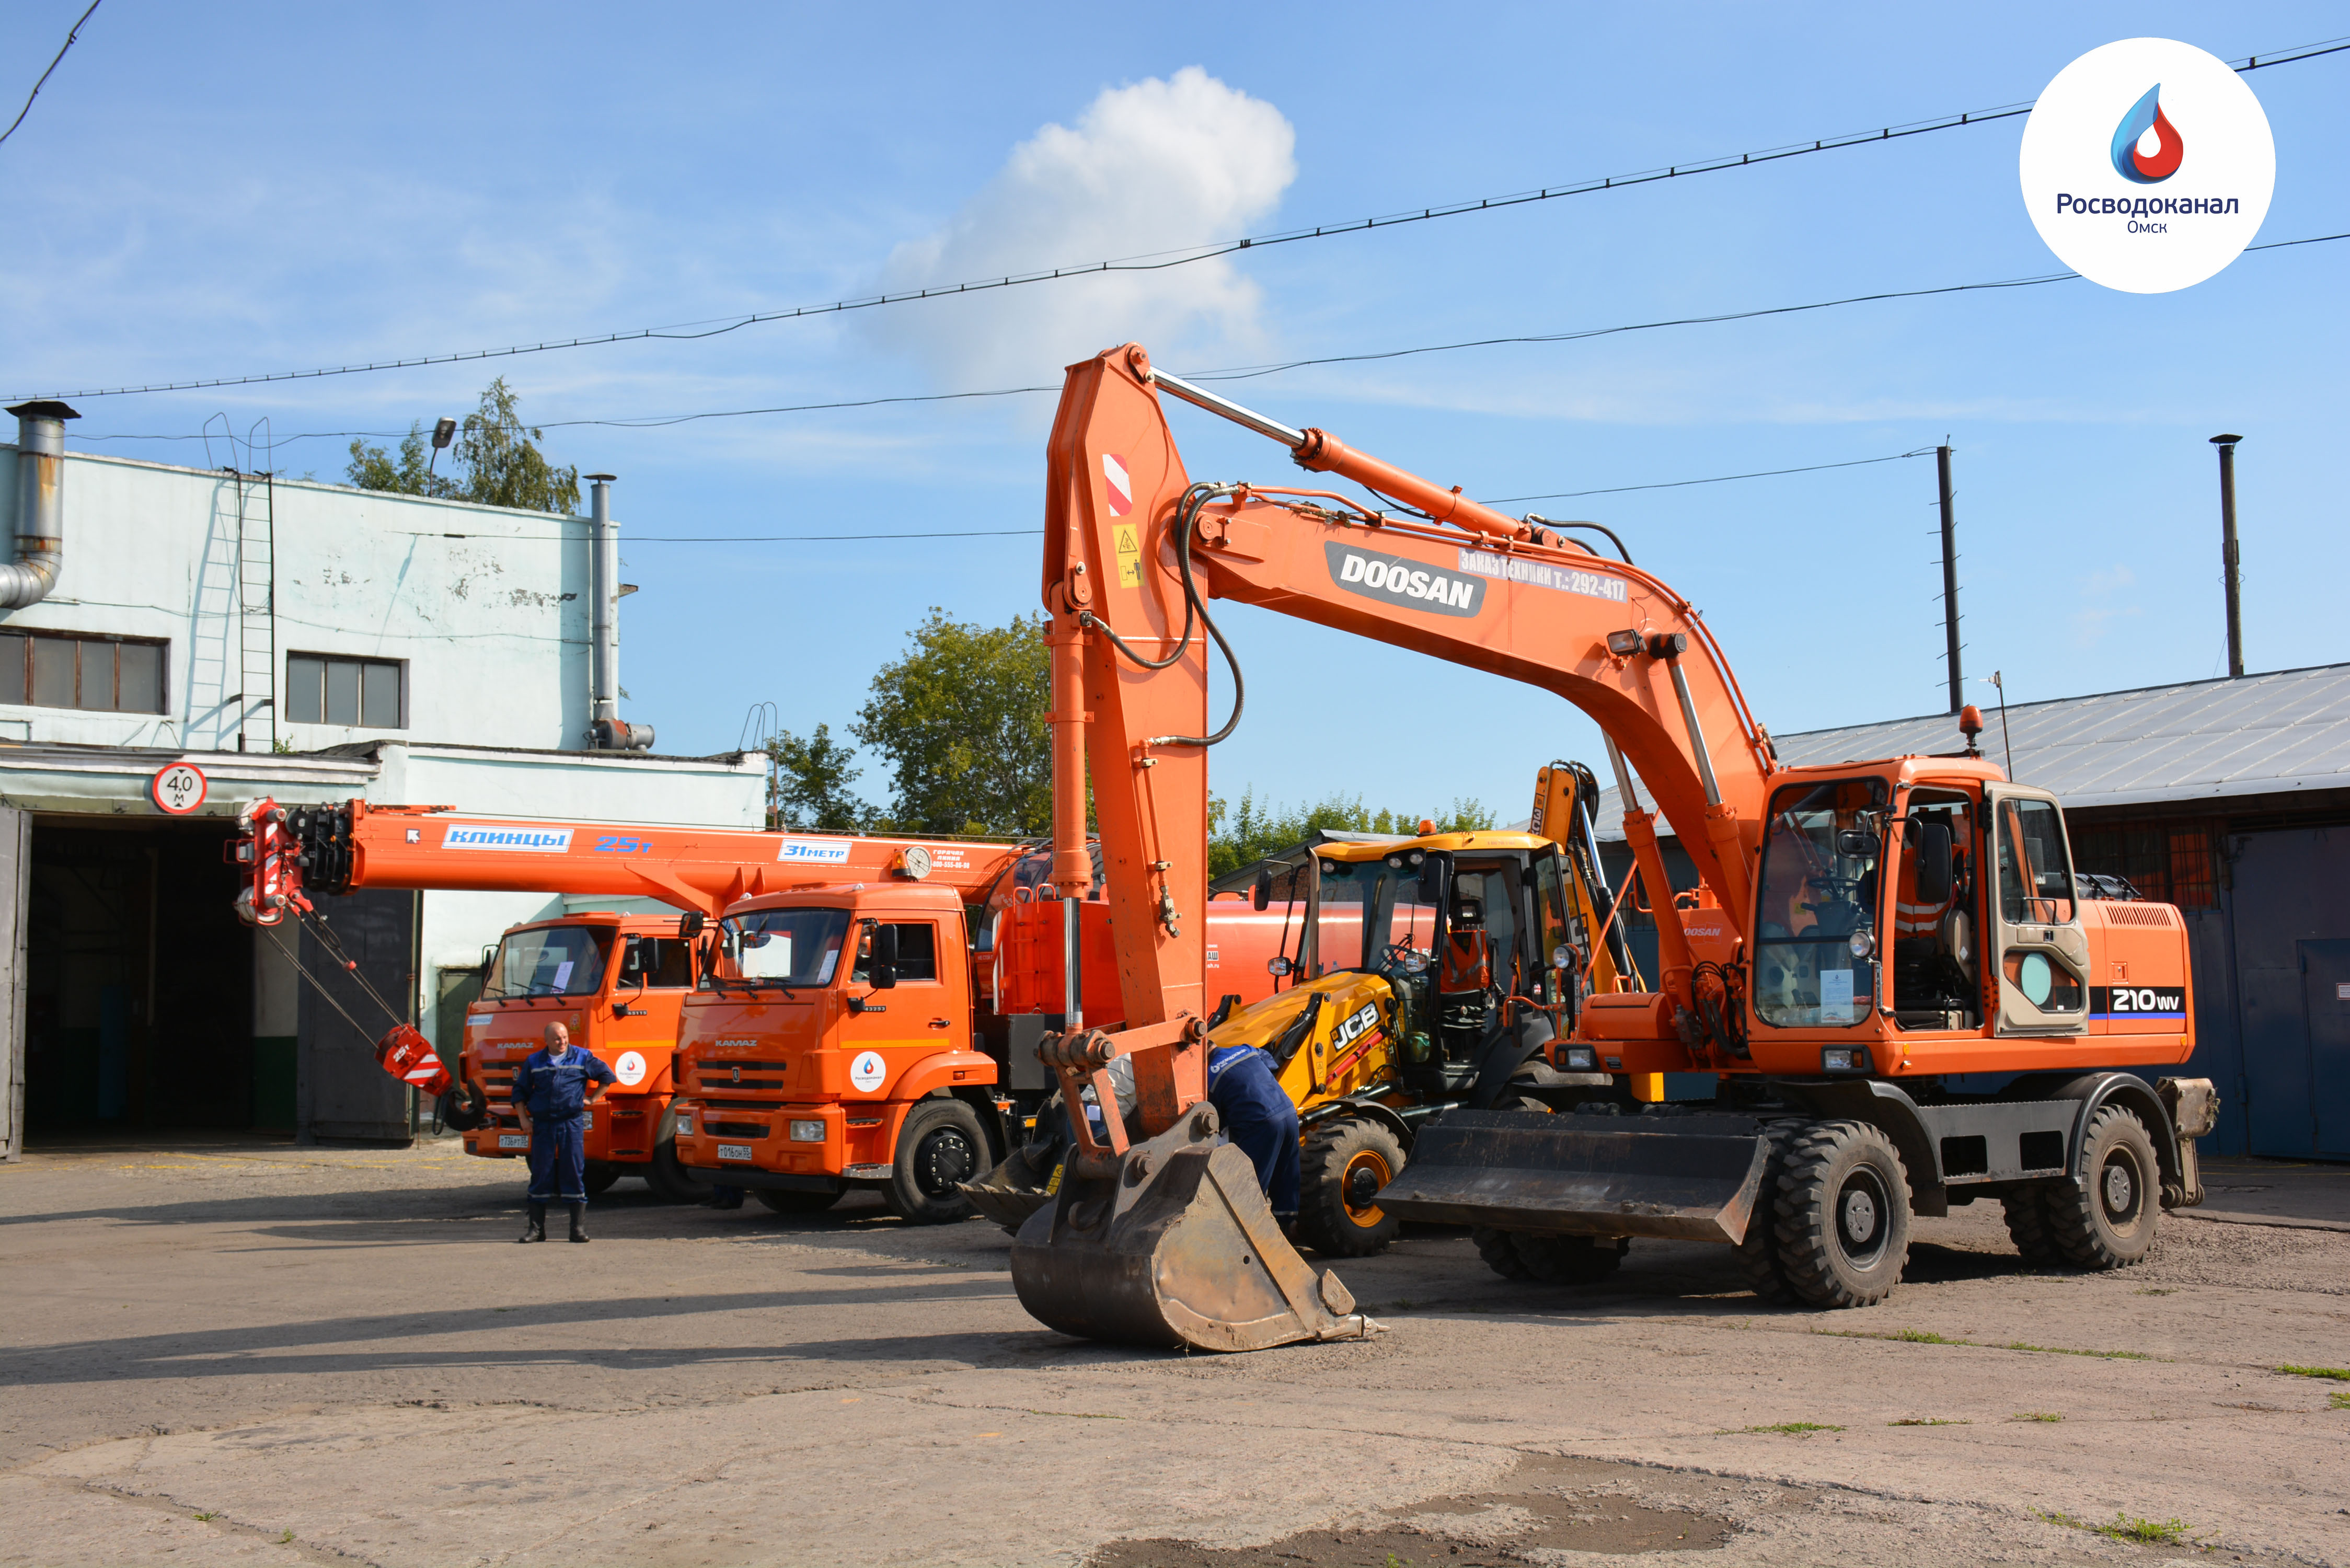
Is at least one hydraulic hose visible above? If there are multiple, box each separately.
[1086,482,1246,748]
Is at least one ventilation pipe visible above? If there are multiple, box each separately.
[2,400,79,609]
[584,473,653,751]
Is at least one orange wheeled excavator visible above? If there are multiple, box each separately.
[1005,342,2216,1350]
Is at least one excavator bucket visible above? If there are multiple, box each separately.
[1374,1109,1775,1244]
[961,1156,1057,1233]
[1007,1105,1381,1352]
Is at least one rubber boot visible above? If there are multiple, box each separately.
[518,1203,546,1243]
[567,1203,590,1243]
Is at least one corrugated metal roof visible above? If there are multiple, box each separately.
[1593,661,2350,838]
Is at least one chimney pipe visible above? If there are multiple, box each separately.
[2209,435,2243,678]
[1937,445,1963,713]
[2,400,79,609]
[584,474,653,751]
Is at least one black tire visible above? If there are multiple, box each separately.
[644,1134,701,1204]
[884,1099,990,1225]
[1512,1232,1627,1285]
[2001,1186,2061,1265]
[583,1160,622,1196]
[1472,1226,1532,1281]
[1296,1117,1407,1257]
[754,1185,844,1214]
[1735,1120,1799,1303]
[1775,1120,1911,1309]
[2045,1105,2159,1269]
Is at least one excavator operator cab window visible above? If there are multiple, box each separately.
[1752,778,1886,1030]
[1891,789,1979,1030]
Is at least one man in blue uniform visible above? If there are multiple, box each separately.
[1207,1041,1300,1228]
[511,1022,616,1243]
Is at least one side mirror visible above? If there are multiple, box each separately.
[1914,822,1953,906]
[871,923,900,989]
[1267,955,1292,978]
[1835,828,1876,858]
[1252,869,1272,912]
[1416,855,1445,905]
[678,910,706,941]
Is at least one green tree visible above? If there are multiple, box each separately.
[1207,789,1496,879]
[766,723,865,832]
[344,377,580,514]
[852,609,1050,837]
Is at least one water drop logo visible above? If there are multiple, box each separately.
[2109,84,2184,183]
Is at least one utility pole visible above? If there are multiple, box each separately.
[2209,435,2244,678]
[1937,445,1963,713]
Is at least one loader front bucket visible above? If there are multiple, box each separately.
[1375,1109,1773,1244]
[1008,1105,1381,1352]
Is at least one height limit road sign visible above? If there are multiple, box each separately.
[149,762,208,815]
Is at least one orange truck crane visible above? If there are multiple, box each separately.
[230,798,1291,1207]
[1003,343,2216,1350]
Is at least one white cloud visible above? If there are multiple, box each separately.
[863,67,1296,389]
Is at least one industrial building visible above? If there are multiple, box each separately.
[0,405,764,1158]
[1592,662,2350,1159]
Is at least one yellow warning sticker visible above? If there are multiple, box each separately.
[1045,1159,1066,1195]
[1114,525,1142,586]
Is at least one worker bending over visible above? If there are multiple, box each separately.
[512,1021,616,1243]
[1206,1040,1301,1229]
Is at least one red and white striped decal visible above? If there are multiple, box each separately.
[1102,453,1131,517]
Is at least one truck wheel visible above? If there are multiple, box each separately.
[2001,1187,2061,1265]
[755,1186,843,1214]
[2045,1106,2159,1270]
[583,1160,621,1196]
[1296,1117,1406,1257]
[884,1100,990,1225]
[1734,1120,1798,1303]
[1512,1232,1627,1285]
[1472,1226,1532,1281]
[1775,1120,1911,1309]
[644,1135,701,1204]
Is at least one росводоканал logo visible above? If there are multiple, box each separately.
[2109,84,2184,183]
[2020,38,2273,293]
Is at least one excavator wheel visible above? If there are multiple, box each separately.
[884,1099,990,1225]
[1511,1232,1627,1286]
[1773,1120,1911,1310]
[644,1135,702,1204]
[583,1161,622,1196]
[756,1186,844,1215]
[1296,1117,1406,1258]
[2043,1105,2159,1270]
[1734,1120,1799,1304]
[2001,1187,2061,1266]
[1472,1226,1533,1282]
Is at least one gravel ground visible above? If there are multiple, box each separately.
[2,1138,2345,1567]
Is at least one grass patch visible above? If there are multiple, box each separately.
[1816,1328,2156,1361]
[192,1512,216,1523]
[2277,1364,2350,1381]
[278,1532,294,1546]
[2012,1412,2064,1423]
[1887,1417,1968,1426]
[2044,1510,2193,1545]
[2133,1287,2175,1296]
[2330,1392,2350,1411]
[1722,1421,1844,1435]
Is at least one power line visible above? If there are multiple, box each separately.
[1493,449,1936,505]
[0,0,101,149]
[62,228,2350,451]
[15,34,2343,404]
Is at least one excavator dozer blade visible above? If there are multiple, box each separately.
[1008,1109,1381,1352]
[1375,1109,1773,1244]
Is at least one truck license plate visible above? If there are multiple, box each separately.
[717,1143,754,1162]
[498,1134,528,1150]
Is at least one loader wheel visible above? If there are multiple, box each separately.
[1734,1120,1799,1304]
[2001,1186,2061,1265]
[1775,1120,1911,1309]
[755,1185,843,1214]
[1472,1226,1533,1281]
[883,1100,990,1225]
[583,1160,621,1196]
[1512,1232,1627,1286]
[2044,1106,2159,1270]
[1296,1117,1406,1257]
[644,1134,701,1204]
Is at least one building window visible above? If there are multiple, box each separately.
[0,630,167,713]
[2071,817,2218,910]
[286,653,404,728]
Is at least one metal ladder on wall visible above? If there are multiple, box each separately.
[234,471,276,752]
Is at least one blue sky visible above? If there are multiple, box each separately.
[3,3,2342,824]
